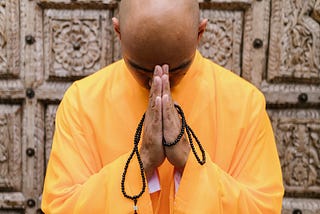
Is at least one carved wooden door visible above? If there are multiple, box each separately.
[0,0,319,213]
[265,1,320,213]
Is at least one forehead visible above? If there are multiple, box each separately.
[124,48,195,71]
[122,41,196,68]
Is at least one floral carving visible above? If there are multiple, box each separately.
[0,106,21,191]
[277,0,320,81]
[274,119,320,196]
[198,10,242,75]
[0,1,7,73]
[199,19,232,67]
[291,158,309,186]
[52,19,101,76]
[0,115,9,188]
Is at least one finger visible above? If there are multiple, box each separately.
[162,64,169,75]
[162,94,171,120]
[151,66,162,94]
[161,72,171,99]
[162,93,176,119]
[148,65,162,88]
[155,65,164,77]
[149,67,163,108]
[162,94,179,143]
[161,94,176,126]
[161,64,170,94]
[162,94,177,135]
[144,95,162,142]
[153,96,162,125]
[149,77,161,108]
[153,76,162,97]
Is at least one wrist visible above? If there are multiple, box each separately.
[165,136,190,169]
[140,148,156,180]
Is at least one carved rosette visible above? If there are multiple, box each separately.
[268,110,320,197]
[199,10,243,75]
[0,105,22,191]
[51,19,101,77]
[268,0,320,83]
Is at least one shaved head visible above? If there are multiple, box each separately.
[113,0,205,88]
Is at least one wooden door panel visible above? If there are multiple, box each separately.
[269,109,320,197]
[43,9,113,80]
[0,105,22,192]
[0,0,26,212]
[266,0,320,212]
[0,0,24,98]
[0,106,23,210]
[263,0,320,106]
[0,0,20,77]
[199,9,243,76]
[268,0,320,84]
[38,5,114,100]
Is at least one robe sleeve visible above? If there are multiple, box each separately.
[41,85,153,213]
[174,94,284,213]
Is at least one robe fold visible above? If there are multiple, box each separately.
[41,51,284,213]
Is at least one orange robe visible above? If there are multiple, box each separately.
[41,51,284,213]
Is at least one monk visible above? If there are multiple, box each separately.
[41,0,284,213]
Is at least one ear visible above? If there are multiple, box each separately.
[112,17,121,40]
[197,19,208,43]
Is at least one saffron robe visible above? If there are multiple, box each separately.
[41,51,284,213]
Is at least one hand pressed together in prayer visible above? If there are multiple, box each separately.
[140,64,191,179]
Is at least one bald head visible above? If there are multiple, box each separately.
[119,0,199,30]
[118,0,200,66]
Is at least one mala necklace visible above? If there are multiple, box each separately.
[121,104,206,213]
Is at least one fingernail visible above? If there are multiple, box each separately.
[155,65,162,75]
[163,64,169,73]
[155,96,161,105]
[162,94,168,102]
